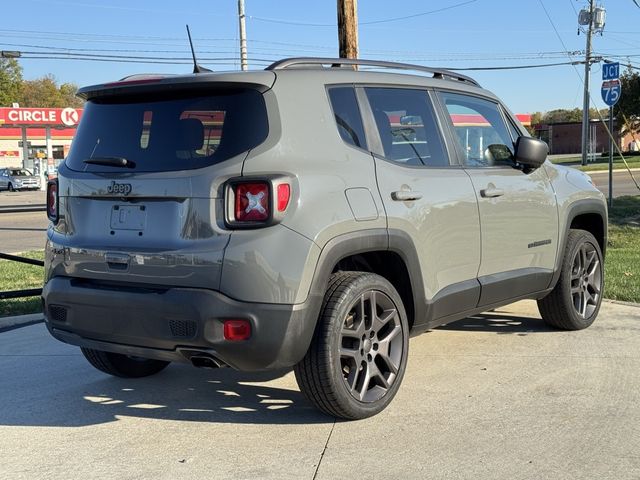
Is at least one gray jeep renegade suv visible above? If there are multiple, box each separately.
[43,58,607,419]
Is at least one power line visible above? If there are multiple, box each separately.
[249,0,478,27]
[17,55,274,65]
[446,60,583,71]
[16,52,583,72]
[360,0,478,25]
[1,40,585,62]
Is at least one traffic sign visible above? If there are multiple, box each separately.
[601,79,621,106]
[602,62,620,81]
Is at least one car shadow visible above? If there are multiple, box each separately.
[1,360,334,427]
[437,311,555,335]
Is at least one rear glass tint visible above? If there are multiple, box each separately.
[327,87,366,149]
[66,89,268,172]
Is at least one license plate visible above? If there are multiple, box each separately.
[110,205,147,231]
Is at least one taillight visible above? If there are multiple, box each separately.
[234,182,270,222]
[225,177,292,228]
[47,179,58,223]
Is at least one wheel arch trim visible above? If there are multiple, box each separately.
[305,228,425,331]
[548,198,608,290]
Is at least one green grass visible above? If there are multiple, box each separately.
[0,251,45,317]
[604,196,640,303]
[551,156,640,172]
[1,199,638,317]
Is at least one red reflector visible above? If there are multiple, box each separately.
[47,180,58,222]
[234,182,270,222]
[277,183,290,212]
[223,319,251,341]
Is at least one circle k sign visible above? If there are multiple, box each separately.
[0,107,83,127]
[61,108,80,126]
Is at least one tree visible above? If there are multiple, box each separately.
[543,108,583,124]
[614,69,640,136]
[529,108,610,129]
[0,58,23,106]
[18,74,83,108]
[527,111,543,136]
[59,82,83,107]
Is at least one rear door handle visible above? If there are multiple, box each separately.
[391,191,423,201]
[480,187,505,198]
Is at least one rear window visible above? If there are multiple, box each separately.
[66,88,268,172]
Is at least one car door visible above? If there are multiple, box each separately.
[359,86,481,326]
[437,91,558,306]
[0,169,7,190]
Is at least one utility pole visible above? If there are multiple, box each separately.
[238,0,248,70]
[580,0,595,166]
[337,0,358,59]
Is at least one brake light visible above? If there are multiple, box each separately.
[103,75,165,87]
[234,182,270,222]
[47,179,58,223]
[277,183,290,212]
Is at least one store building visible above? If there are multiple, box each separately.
[534,119,638,155]
[0,107,83,177]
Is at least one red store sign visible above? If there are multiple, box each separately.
[0,107,83,127]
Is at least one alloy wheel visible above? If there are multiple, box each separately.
[570,241,602,319]
[339,290,403,403]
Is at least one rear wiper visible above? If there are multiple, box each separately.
[83,156,136,168]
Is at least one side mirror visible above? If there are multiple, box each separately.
[514,136,548,170]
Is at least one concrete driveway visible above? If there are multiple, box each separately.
[1,300,639,479]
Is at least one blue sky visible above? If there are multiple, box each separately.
[2,0,640,113]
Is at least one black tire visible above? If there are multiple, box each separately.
[294,272,409,420]
[538,229,604,330]
[81,347,170,378]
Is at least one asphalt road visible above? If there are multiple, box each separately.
[0,189,45,207]
[1,300,639,480]
[0,211,47,254]
[588,169,640,198]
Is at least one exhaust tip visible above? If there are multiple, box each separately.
[190,355,221,369]
[180,349,228,369]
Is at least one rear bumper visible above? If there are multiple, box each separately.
[42,277,321,371]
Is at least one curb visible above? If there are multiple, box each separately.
[0,204,46,214]
[603,299,640,308]
[0,313,44,333]
[584,167,640,175]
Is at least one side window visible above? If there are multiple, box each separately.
[327,87,367,149]
[440,92,515,167]
[364,87,448,167]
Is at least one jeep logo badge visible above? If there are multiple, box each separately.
[107,181,132,196]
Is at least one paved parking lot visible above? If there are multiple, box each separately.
[1,300,639,479]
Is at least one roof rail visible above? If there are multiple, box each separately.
[265,57,480,87]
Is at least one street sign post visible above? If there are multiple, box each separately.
[601,62,621,207]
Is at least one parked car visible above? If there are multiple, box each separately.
[0,167,41,191]
[42,58,607,419]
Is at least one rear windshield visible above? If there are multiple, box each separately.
[66,88,268,172]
